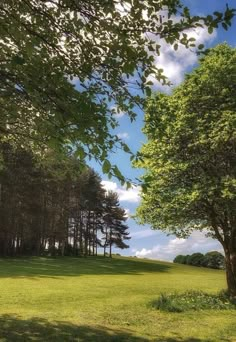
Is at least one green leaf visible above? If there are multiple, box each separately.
[113,165,124,181]
[102,159,111,174]
[174,43,178,51]
[12,55,25,65]
[208,26,214,34]
[146,87,152,97]
[75,146,86,160]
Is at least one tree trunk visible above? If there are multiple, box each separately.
[109,242,112,258]
[212,220,236,299]
[109,229,112,258]
[224,247,236,299]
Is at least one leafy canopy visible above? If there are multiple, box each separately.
[136,43,236,239]
[0,1,235,180]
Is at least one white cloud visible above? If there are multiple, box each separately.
[101,180,140,203]
[117,132,130,140]
[148,25,217,89]
[124,208,131,217]
[101,180,117,192]
[135,230,223,261]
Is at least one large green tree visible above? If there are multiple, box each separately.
[0,1,234,177]
[136,44,236,298]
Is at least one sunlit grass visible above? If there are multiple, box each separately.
[0,256,235,341]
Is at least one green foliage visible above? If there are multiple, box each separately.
[202,251,225,269]
[188,253,205,267]
[152,290,236,312]
[136,43,236,296]
[0,1,235,170]
[173,254,186,264]
[0,143,130,257]
[174,253,205,266]
[101,190,130,257]
[174,251,225,269]
[137,43,236,233]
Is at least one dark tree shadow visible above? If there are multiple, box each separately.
[0,314,209,341]
[0,256,171,279]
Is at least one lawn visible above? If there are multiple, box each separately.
[0,256,235,341]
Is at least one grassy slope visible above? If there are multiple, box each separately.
[0,256,235,342]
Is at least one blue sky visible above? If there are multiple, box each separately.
[88,0,236,261]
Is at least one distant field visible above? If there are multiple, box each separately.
[0,256,235,341]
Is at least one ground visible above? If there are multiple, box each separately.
[0,256,235,341]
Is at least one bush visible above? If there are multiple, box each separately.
[173,251,225,269]
[184,255,191,264]
[151,293,183,313]
[151,290,236,312]
[173,255,186,264]
[201,251,225,269]
[187,253,205,267]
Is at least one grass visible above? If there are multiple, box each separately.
[0,256,235,341]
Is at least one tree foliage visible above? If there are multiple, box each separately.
[0,1,235,174]
[136,44,236,297]
[202,251,225,269]
[102,191,130,257]
[174,252,225,269]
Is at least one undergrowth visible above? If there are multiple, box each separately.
[151,290,236,313]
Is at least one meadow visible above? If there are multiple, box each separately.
[0,256,235,341]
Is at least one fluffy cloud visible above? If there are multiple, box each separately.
[101,180,140,203]
[149,25,217,89]
[117,132,130,140]
[135,230,223,261]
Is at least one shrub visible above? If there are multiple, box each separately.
[201,251,225,269]
[184,255,190,264]
[173,255,186,264]
[151,293,183,313]
[173,251,225,269]
[151,290,236,312]
[187,253,205,266]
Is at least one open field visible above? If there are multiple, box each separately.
[0,256,235,341]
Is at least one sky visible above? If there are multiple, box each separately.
[88,0,236,261]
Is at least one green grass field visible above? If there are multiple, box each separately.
[0,256,235,341]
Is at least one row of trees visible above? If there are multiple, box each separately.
[0,143,130,257]
[174,252,225,269]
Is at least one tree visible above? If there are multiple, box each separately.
[202,251,225,269]
[0,1,235,178]
[173,252,225,269]
[136,44,236,298]
[173,255,186,264]
[0,143,130,257]
[102,191,130,257]
[188,253,205,267]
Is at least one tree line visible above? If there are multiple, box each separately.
[0,143,130,257]
[173,251,225,270]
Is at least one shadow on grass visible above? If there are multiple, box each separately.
[0,314,207,342]
[0,256,171,279]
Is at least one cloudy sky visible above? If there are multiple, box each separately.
[88,0,236,261]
